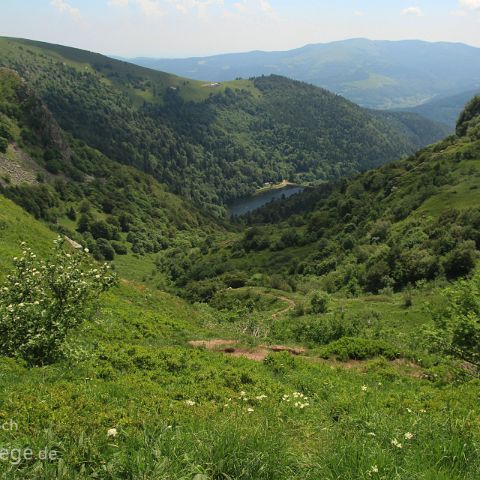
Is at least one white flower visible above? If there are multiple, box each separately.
[84,248,89,253]
[368,432,376,436]
[247,408,254,412]
[369,465,379,474]
[406,408,412,413]
[256,395,267,400]
[361,385,368,392]
[404,432,414,440]
[391,438,403,449]
[239,391,246,396]
[185,400,196,406]
[107,428,118,438]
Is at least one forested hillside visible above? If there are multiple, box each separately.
[0,37,447,211]
[172,97,480,300]
[0,68,219,274]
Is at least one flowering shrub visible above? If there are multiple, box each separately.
[0,238,117,365]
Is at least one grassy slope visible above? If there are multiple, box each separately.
[0,37,259,105]
[0,190,479,479]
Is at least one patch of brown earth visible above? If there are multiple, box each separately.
[189,339,305,361]
[188,339,237,349]
[222,347,270,361]
[265,345,306,355]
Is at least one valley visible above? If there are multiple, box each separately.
[0,34,479,480]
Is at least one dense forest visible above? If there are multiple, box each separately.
[168,96,480,300]
[0,37,448,212]
[0,68,220,265]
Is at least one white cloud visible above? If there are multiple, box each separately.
[231,0,276,18]
[401,6,424,17]
[169,0,224,17]
[108,0,129,6]
[451,9,467,16]
[459,0,480,10]
[259,0,274,15]
[108,0,166,17]
[51,0,81,19]
[136,0,166,17]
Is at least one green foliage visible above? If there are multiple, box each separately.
[0,135,7,152]
[429,272,480,368]
[310,291,331,314]
[0,40,447,210]
[292,314,362,346]
[0,238,116,364]
[319,337,400,361]
[457,96,480,137]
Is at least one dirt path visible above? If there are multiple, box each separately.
[271,295,296,319]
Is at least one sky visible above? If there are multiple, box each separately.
[1,0,480,57]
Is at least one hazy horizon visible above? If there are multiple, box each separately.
[1,1,480,58]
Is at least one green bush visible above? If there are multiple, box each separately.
[263,351,296,374]
[319,337,400,361]
[292,314,361,345]
[428,272,480,368]
[96,238,116,260]
[310,291,331,314]
[0,238,117,365]
[111,241,128,255]
[0,136,8,153]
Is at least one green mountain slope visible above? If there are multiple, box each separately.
[129,38,480,110]
[175,97,480,297]
[0,37,447,210]
[0,67,220,282]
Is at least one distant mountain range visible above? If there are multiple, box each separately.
[128,39,480,113]
[395,89,480,129]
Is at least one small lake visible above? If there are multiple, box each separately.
[229,186,304,216]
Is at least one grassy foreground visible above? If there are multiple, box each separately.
[0,197,479,479]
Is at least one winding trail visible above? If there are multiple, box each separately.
[271,295,296,319]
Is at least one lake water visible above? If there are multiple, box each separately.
[229,186,304,216]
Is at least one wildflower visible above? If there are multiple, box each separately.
[368,464,379,475]
[406,408,412,413]
[419,409,427,413]
[391,438,403,449]
[256,395,267,401]
[239,391,246,397]
[84,248,89,253]
[247,408,254,412]
[404,432,414,440]
[361,385,368,392]
[185,400,196,406]
[107,428,118,438]
[368,432,376,436]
